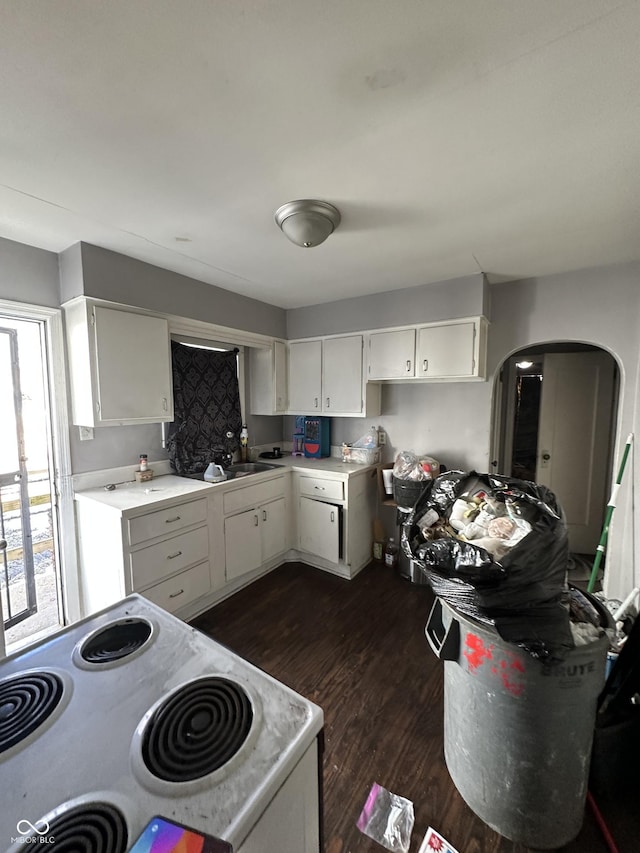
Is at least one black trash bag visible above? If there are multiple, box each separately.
[402,470,574,662]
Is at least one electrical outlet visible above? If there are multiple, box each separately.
[79,426,94,441]
[378,429,386,446]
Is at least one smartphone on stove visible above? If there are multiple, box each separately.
[128,816,232,852]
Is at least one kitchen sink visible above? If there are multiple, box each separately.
[180,461,282,482]
[225,461,282,478]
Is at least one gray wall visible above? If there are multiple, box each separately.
[0,237,60,307]
[59,242,288,473]
[286,273,488,338]
[296,260,640,600]
[5,236,639,597]
[487,262,640,601]
[63,242,287,338]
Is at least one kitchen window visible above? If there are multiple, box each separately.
[166,336,245,476]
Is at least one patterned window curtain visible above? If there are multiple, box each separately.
[167,341,242,476]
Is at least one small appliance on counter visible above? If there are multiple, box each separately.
[303,416,330,458]
[259,447,283,459]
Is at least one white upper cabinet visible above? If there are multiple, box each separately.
[288,339,323,412]
[368,317,488,382]
[417,320,480,378]
[64,298,174,426]
[288,335,380,417]
[322,335,365,414]
[249,340,288,415]
[368,329,417,379]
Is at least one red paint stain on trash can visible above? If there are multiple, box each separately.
[465,633,526,696]
[463,633,494,671]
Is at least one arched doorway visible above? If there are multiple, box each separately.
[492,342,619,561]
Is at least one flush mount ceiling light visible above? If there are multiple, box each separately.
[274,199,341,248]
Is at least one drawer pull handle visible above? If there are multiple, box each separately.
[262,509,267,521]
[423,358,428,372]
[254,514,259,526]
[165,516,181,523]
[169,589,184,598]
[330,511,335,522]
[167,551,183,560]
[406,360,412,372]
[326,397,330,408]
[314,397,319,408]
[314,485,325,490]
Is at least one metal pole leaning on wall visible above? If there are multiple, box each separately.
[587,433,634,594]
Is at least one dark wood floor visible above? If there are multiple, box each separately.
[192,562,638,853]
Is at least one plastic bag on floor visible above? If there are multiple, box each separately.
[356,782,414,853]
[402,470,574,661]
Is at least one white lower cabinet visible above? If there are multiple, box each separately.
[293,469,376,579]
[74,492,212,617]
[223,475,289,583]
[74,464,375,619]
[143,561,212,612]
[225,497,286,581]
[298,497,340,564]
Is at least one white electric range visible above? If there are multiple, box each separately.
[0,594,323,852]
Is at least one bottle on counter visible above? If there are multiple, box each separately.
[139,454,148,472]
[384,537,399,569]
[240,425,249,462]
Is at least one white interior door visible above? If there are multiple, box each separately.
[536,351,615,553]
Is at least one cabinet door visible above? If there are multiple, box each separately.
[417,320,477,378]
[225,509,262,581]
[249,341,288,415]
[93,306,173,423]
[298,497,340,564]
[322,335,363,414]
[273,340,288,413]
[288,340,322,412]
[368,329,416,379]
[261,497,286,563]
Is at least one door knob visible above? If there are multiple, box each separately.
[542,453,551,461]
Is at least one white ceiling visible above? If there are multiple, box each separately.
[1,1,639,309]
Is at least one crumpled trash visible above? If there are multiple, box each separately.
[356,782,414,853]
[402,470,576,662]
[393,450,426,480]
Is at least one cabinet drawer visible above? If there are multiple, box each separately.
[130,525,209,590]
[223,477,284,515]
[142,561,211,614]
[128,498,207,545]
[298,476,344,501]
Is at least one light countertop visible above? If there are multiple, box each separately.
[74,455,376,513]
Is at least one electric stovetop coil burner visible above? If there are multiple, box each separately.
[0,671,64,754]
[79,618,152,664]
[142,676,253,782]
[39,802,128,853]
[0,594,324,852]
